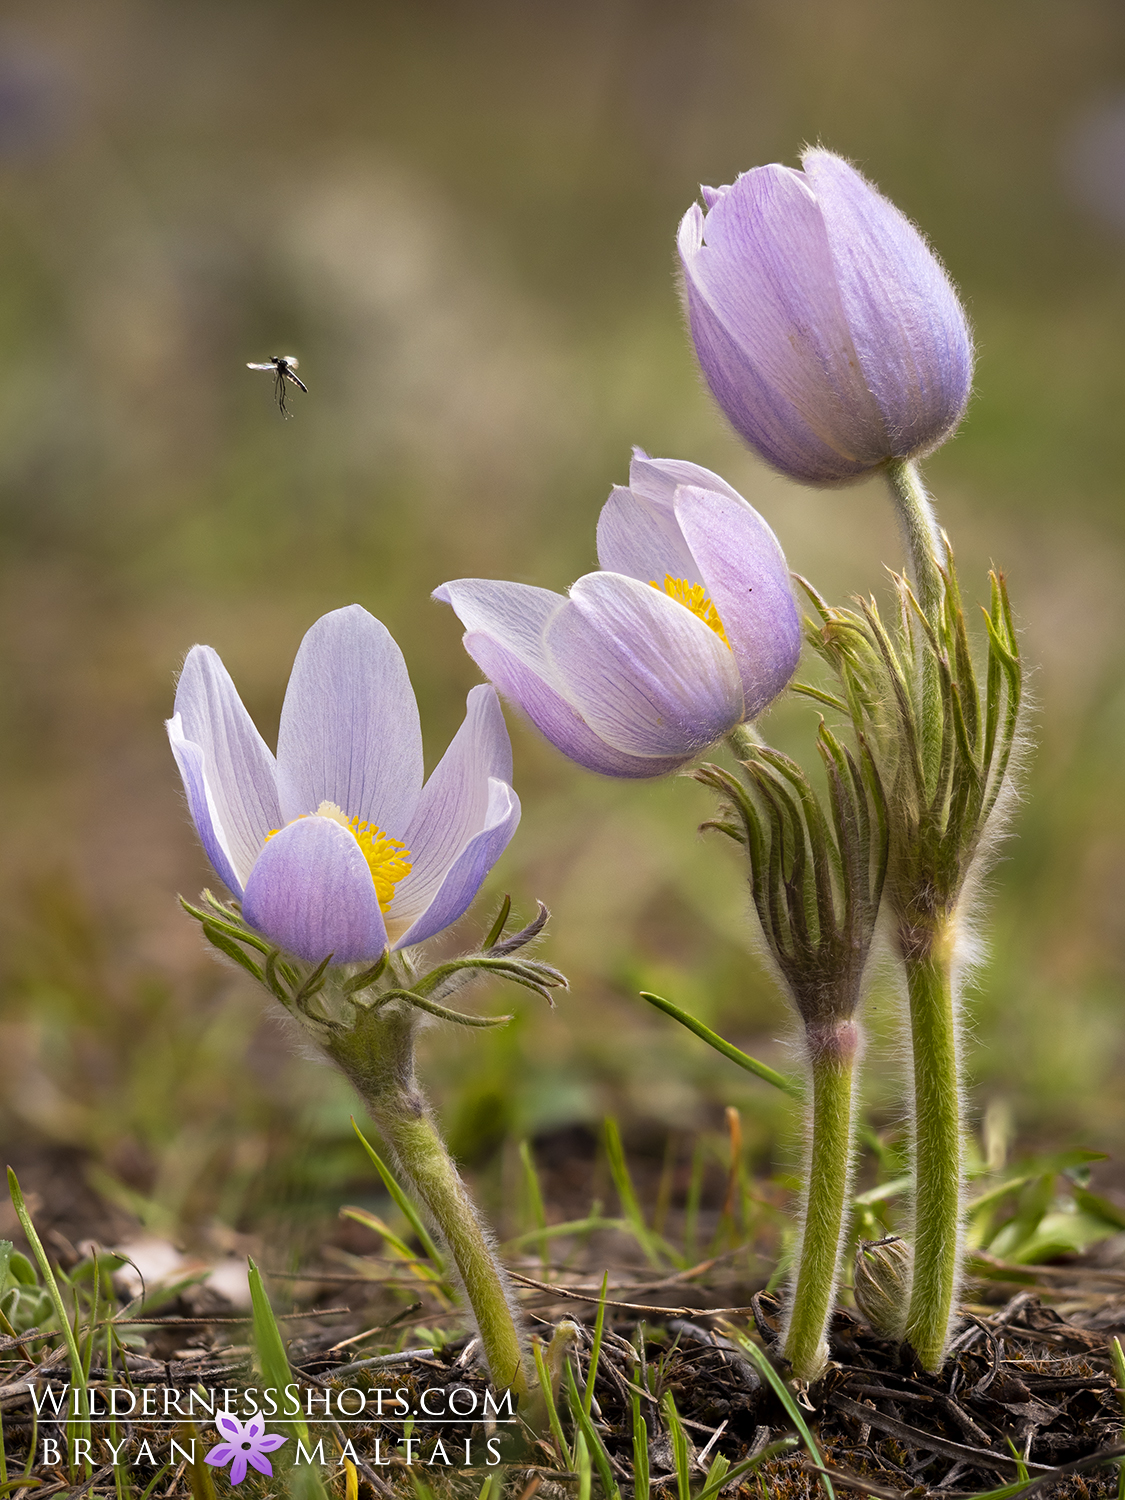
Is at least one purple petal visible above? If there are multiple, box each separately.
[229,1455,248,1485]
[597,453,754,588]
[242,815,388,964]
[256,1433,287,1452]
[433,579,564,681]
[544,573,743,757]
[170,646,280,889]
[596,485,701,586]
[393,686,513,929]
[678,172,889,483]
[627,450,746,510]
[803,150,973,459]
[674,486,801,716]
[435,577,691,775]
[167,720,245,898]
[245,1414,264,1438]
[215,1413,243,1439]
[247,1453,275,1477]
[276,605,423,837]
[460,631,687,778]
[205,1444,236,1466]
[394,778,521,948]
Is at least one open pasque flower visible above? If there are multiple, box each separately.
[678,149,973,485]
[436,451,800,777]
[167,605,520,965]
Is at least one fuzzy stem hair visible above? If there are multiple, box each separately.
[884,457,944,621]
[782,1020,861,1381]
[901,918,965,1371]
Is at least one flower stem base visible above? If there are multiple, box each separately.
[782,1023,859,1382]
[902,926,963,1372]
[327,1005,530,1397]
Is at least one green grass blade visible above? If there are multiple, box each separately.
[852,1173,913,1207]
[640,992,802,1098]
[19,1408,36,1486]
[696,1439,799,1500]
[247,1261,329,1500]
[631,1395,648,1500]
[583,1272,608,1416]
[503,1214,626,1251]
[959,1481,1040,1500]
[518,1139,550,1277]
[564,1355,621,1500]
[575,1431,592,1500]
[7,1168,90,1455]
[248,1259,298,1408]
[531,1336,572,1468]
[351,1117,444,1270]
[701,1453,729,1494]
[661,1392,691,1500]
[604,1117,662,1269]
[338,1205,452,1298]
[731,1334,835,1500]
[1005,1437,1030,1484]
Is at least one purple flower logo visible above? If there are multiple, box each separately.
[204,1412,286,1485]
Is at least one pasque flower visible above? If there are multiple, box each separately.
[167,605,520,965]
[677,149,973,485]
[435,450,800,776]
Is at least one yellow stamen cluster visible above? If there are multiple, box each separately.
[650,574,730,648]
[265,801,413,912]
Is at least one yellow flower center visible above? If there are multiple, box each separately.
[266,801,412,912]
[649,575,730,648]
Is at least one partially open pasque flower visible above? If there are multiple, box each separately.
[436,451,800,777]
[678,149,973,484]
[167,605,520,965]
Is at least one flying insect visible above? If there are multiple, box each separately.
[247,355,307,417]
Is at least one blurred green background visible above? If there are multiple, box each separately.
[1,0,1124,1251]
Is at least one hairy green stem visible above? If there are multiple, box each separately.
[902,924,963,1371]
[727,722,763,761]
[371,1101,528,1393]
[885,456,947,785]
[884,458,944,621]
[782,1024,859,1381]
[327,1008,529,1397]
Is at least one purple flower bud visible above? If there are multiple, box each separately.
[167,606,520,965]
[678,150,973,485]
[435,452,800,778]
